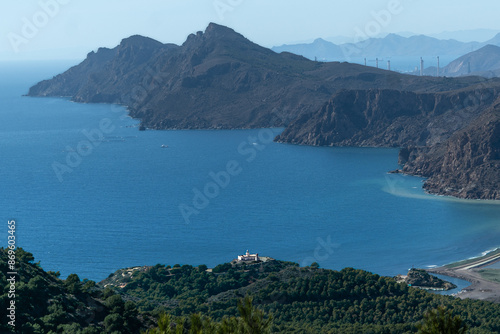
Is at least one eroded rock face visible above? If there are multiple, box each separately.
[402,105,500,200]
[277,88,497,146]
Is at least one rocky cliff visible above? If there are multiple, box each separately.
[276,86,498,146]
[402,104,500,199]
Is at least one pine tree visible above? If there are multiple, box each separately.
[417,306,468,334]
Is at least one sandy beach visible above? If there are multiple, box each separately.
[427,251,500,303]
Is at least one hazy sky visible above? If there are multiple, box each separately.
[1,0,500,61]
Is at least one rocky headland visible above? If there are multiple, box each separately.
[395,268,457,291]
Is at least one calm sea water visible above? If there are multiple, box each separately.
[1,61,500,283]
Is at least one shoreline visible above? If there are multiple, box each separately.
[426,249,500,303]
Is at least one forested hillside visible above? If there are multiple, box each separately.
[2,248,500,333]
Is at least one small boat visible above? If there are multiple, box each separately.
[161,144,169,148]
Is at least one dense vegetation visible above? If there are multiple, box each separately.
[144,296,272,334]
[2,248,500,333]
[0,248,151,333]
[101,258,500,333]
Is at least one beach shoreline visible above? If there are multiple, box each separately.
[426,249,500,303]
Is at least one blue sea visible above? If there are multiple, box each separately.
[1,61,500,286]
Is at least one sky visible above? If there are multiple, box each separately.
[1,0,500,61]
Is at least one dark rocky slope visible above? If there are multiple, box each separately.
[401,103,500,199]
[276,88,495,147]
[277,83,500,144]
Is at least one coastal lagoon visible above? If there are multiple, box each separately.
[2,62,500,282]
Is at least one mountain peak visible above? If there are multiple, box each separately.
[206,22,233,32]
[204,22,246,40]
[119,35,164,49]
[384,33,404,40]
[313,38,330,44]
[182,23,248,48]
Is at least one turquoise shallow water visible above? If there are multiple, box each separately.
[1,61,500,282]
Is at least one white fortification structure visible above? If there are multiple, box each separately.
[238,250,259,262]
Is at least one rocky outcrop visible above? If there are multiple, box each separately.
[402,104,500,199]
[396,269,457,290]
[277,89,435,147]
[28,24,336,129]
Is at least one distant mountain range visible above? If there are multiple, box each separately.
[274,32,500,78]
[28,23,500,200]
[318,29,500,46]
[272,33,500,64]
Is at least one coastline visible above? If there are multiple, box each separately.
[426,249,500,303]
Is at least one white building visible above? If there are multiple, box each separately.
[238,250,259,262]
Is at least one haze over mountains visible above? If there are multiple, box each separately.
[273,34,481,60]
[28,23,500,200]
[273,33,500,75]
[274,32,500,59]
[428,28,500,42]
[321,29,500,45]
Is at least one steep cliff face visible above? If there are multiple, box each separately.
[276,89,433,147]
[276,87,498,147]
[402,104,500,199]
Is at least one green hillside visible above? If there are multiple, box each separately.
[2,248,500,333]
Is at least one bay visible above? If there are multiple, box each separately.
[1,61,499,282]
